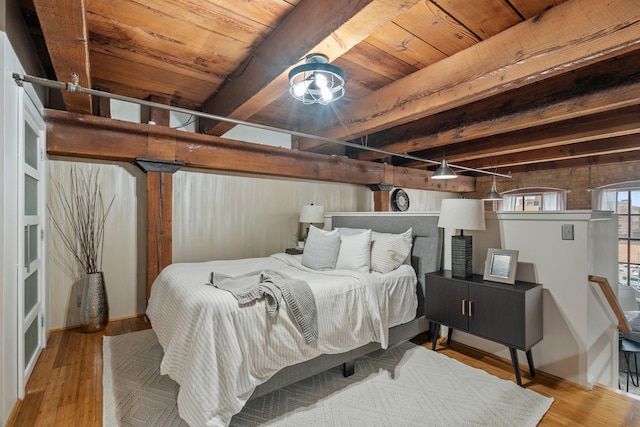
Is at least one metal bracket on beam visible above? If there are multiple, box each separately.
[134,157,185,174]
[367,183,395,192]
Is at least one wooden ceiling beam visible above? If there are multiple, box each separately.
[355,70,640,162]
[44,109,474,192]
[454,134,640,171]
[32,0,92,114]
[400,106,640,170]
[199,0,420,136]
[299,0,640,146]
[494,151,640,175]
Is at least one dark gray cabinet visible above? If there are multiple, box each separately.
[425,270,543,385]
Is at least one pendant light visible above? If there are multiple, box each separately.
[483,174,503,200]
[431,159,457,180]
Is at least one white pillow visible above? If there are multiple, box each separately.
[336,229,372,273]
[301,225,341,270]
[370,228,413,274]
[335,227,369,236]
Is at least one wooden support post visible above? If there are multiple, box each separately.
[146,171,173,301]
[368,183,394,212]
[140,97,182,301]
[135,157,183,301]
[373,191,390,212]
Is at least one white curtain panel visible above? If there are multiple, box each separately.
[498,194,517,212]
[542,190,567,211]
[498,190,566,212]
[592,188,617,211]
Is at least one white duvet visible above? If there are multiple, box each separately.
[146,253,415,427]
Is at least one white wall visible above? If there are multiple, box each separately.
[47,159,147,329]
[222,124,291,149]
[442,210,618,388]
[403,188,453,212]
[172,170,371,262]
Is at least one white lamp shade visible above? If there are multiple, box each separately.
[437,199,486,231]
[299,204,325,223]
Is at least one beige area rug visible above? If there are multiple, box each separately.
[103,329,553,426]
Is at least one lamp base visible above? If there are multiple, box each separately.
[451,235,473,278]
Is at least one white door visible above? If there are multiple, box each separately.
[17,90,46,397]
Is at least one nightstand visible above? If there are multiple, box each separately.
[425,270,543,385]
[285,247,304,255]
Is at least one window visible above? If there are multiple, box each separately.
[593,181,640,287]
[499,188,566,212]
[514,194,543,211]
[618,189,640,287]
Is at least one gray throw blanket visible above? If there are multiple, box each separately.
[207,270,318,344]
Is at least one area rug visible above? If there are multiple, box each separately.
[103,329,553,426]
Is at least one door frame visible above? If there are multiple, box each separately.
[16,88,47,398]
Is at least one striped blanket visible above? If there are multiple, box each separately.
[208,270,318,344]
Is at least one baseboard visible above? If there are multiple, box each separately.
[443,338,591,392]
[46,313,147,337]
[5,398,22,427]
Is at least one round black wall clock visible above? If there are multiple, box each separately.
[391,189,410,211]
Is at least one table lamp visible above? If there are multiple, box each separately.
[299,204,325,235]
[437,199,486,278]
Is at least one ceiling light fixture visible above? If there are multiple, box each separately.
[431,159,457,180]
[483,174,503,200]
[288,54,346,105]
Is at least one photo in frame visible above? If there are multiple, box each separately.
[483,248,519,284]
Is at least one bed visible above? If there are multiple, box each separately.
[146,213,442,427]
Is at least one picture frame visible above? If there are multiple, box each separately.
[483,248,519,284]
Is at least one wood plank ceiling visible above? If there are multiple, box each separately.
[18,0,640,177]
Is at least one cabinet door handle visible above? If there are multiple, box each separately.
[468,300,474,317]
[461,299,467,315]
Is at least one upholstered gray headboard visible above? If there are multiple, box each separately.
[330,214,443,317]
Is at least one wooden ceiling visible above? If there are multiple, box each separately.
[19,0,640,177]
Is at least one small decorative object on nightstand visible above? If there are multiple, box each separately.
[294,230,306,249]
[285,248,304,255]
[483,248,519,284]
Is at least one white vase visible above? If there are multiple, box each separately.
[298,241,305,249]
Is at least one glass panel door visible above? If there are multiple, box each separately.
[17,90,46,397]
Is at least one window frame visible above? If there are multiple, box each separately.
[618,188,640,287]
[498,187,566,212]
[514,193,543,211]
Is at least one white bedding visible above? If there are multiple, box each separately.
[380,264,418,326]
[289,254,418,326]
[146,253,417,427]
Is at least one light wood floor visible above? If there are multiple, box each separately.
[7,318,640,426]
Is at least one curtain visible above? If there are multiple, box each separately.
[498,195,517,212]
[592,188,617,211]
[499,190,567,211]
[542,190,567,211]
